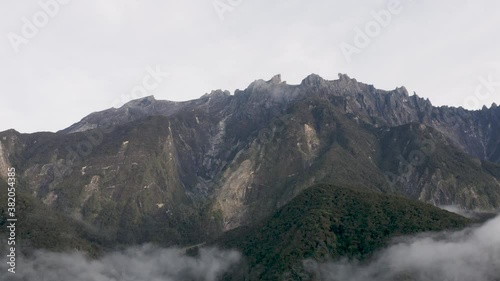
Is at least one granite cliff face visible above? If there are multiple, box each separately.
[1,74,500,246]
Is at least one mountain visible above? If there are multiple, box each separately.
[60,74,500,163]
[1,73,499,249]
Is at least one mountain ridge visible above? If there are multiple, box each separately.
[1,73,499,248]
[56,73,500,163]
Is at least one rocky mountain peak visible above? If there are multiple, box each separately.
[394,86,409,96]
[203,89,231,99]
[300,73,327,87]
[268,74,283,84]
[337,73,354,82]
[249,74,285,88]
[124,95,157,108]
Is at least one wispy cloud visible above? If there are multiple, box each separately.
[305,215,500,281]
[1,245,241,281]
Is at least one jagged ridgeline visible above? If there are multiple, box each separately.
[0,73,499,249]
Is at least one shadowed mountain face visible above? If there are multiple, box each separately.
[1,74,500,247]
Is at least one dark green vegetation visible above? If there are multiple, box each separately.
[0,180,107,256]
[217,184,471,280]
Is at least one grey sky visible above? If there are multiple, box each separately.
[1,0,499,133]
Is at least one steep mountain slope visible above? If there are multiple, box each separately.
[215,184,471,280]
[0,74,499,247]
[0,180,107,256]
[313,74,500,162]
[377,123,500,208]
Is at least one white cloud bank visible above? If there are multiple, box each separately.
[1,217,500,280]
[0,245,241,281]
[305,215,500,281]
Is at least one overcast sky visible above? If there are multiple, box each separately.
[1,0,499,133]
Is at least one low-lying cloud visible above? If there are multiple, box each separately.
[305,215,500,281]
[1,245,240,281]
[3,217,499,280]
[439,204,477,218]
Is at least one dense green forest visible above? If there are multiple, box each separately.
[216,184,471,280]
